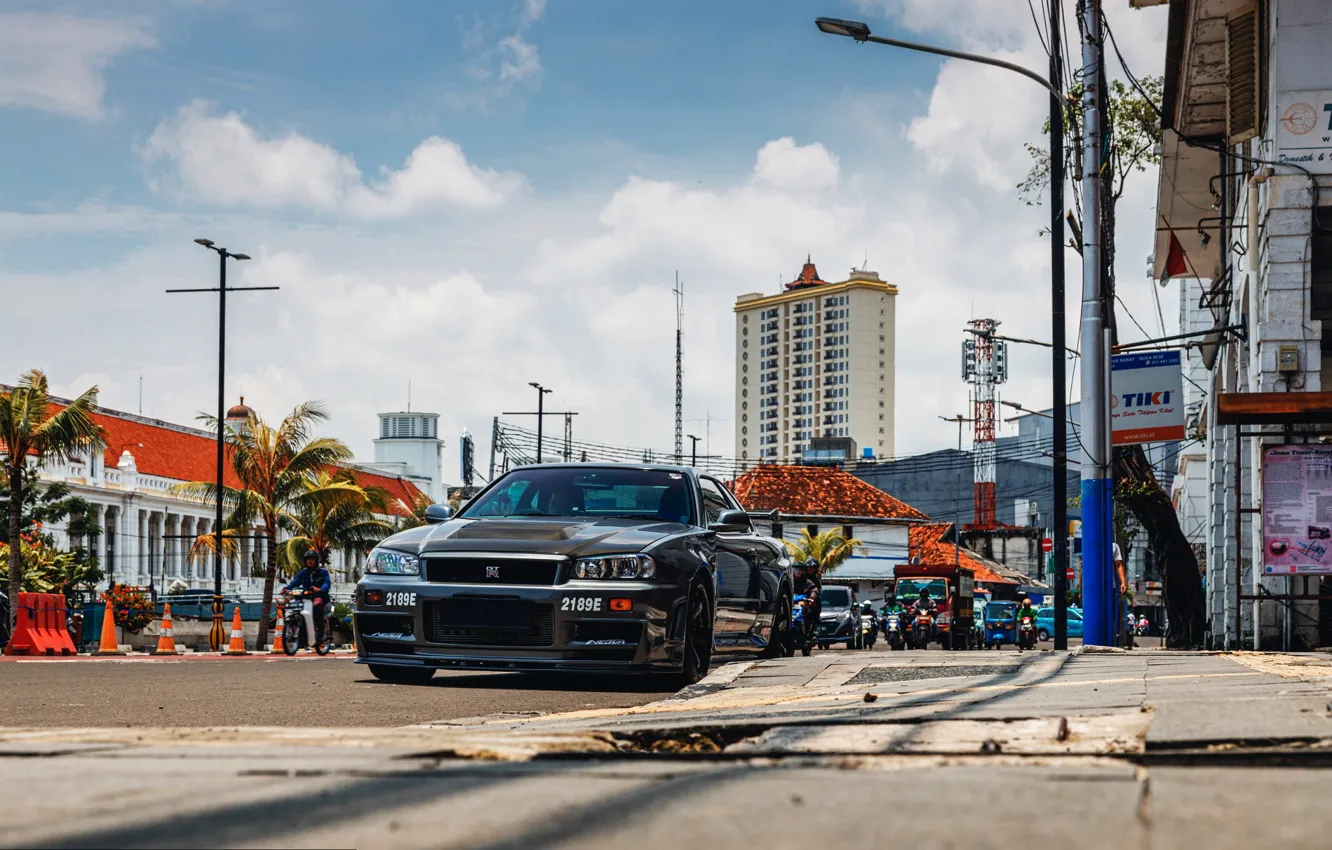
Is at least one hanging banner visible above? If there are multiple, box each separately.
[1262,444,1332,575]
[1110,351,1186,446]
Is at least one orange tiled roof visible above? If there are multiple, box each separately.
[785,255,827,290]
[908,522,1018,585]
[731,464,928,520]
[50,403,424,517]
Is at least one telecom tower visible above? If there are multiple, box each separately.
[673,273,683,464]
[961,318,1007,529]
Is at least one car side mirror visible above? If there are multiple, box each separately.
[425,504,454,524]
[709,509,751,533]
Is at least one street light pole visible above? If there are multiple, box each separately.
[528,383,552,463]
[816,12,1071,648]
[168,240,277,651]
[686,434,701,468]
[1077,0,1112,647]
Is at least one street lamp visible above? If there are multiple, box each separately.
[817,11,1071,648]
[167,240,278,651]
[686,434,701,468]
[529,382,553,464]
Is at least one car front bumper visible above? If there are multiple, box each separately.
[352,577,688,674]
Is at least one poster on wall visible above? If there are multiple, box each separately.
[1110,351,1186,446]
[1262,444,1332,575]
[1274,90,1332,174]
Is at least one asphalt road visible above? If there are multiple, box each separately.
[0,657,678,728]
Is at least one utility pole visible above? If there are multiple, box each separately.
[529,383,552,462]
[1078,0,1112,646]
[686,434,701,467]
[168,240,277,651]
[939,415,973,569]
[674,273,684,464]
[500,403,579,466]
[1049,0,1070,651]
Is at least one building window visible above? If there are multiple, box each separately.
[1312,208,1332,319]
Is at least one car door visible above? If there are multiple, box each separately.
[698,476,760,647]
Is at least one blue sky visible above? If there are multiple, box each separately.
[0,0,1172,469]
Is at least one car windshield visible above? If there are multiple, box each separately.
[460,467,694,524]
[987,603,1016,619]
[895,578,948,599]
[820,588,851,607]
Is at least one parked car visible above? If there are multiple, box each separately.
[814,585,862,649]
[353,463,794,685]
[1036,606,1083,641]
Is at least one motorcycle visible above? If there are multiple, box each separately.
[1017,614,1036,651]
[787,594,813,657]
[281,590,331,656]
[910,609,934,650]
[881,611,905,651]
[861,606,878,649]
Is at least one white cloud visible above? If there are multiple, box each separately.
[141,100,524,217]
[498,34,541,83]
[751,138,840,192]
[0,13,154,120]
[519,0,546,27]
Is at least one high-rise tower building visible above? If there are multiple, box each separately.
[733,258,897,465]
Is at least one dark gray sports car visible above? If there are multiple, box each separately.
[353,463,793,685]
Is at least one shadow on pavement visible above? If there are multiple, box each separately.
[353,670,679,695]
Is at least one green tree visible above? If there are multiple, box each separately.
[0,370,104,631]
[783,528,865,577]
[393,490,435,531]
[173,401,353,648]
[279,468,392,580]
[1020,73,1205,647]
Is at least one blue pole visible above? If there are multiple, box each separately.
[1081,478,1114,645]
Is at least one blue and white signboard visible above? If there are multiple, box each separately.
[1110,351,1185,446]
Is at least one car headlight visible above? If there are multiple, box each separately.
[365,548,419,576]
[573,554,656,580]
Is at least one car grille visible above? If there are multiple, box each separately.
[423,558,563,585]
[425,598,554,647]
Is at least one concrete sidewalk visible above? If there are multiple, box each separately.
[4,651,1332,849]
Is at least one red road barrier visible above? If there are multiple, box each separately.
[4,592,77,656]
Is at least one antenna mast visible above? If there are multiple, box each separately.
[674,272,683,464]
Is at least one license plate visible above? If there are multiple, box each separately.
[561,596,603,613]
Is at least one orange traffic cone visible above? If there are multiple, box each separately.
[225,605,249,655]
[153,604,179,655]
[270,604,285,654]
[95,596,125,656]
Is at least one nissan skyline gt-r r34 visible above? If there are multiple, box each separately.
[352,464,795,685]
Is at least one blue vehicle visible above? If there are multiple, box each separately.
[1036,606,1083,642]
[789,594,813,656]
[982,601,1017,649]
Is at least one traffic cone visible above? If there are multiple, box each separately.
[270,604,285,654]
[225,605,249,655]
[95,596,125,656]
[153,604,179,655]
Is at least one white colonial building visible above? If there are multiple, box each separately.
[34,398,426,599]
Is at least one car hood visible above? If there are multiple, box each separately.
[373,516,690,559]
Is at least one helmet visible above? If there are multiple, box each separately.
[303,549,319,566]
[918,588,930,597]
[804,558,818,570]
[1022,597,1032,606]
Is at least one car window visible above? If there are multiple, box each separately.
[698,477,736,528]
[1038,608,1052,617]
[1070,611,1083,621]
[462,467,693,523]
[821,587,851,607]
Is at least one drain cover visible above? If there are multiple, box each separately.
[848,664,1022,685]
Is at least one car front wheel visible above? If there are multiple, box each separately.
[680,584,713,685]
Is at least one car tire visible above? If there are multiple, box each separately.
[762,594,792,659]
[369,665,436,685]
[1038,629,1050,642]
[680,584,713,685]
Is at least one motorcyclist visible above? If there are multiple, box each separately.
[283,550,332,642]
[909,589,936,644]
[1016,597,1038,623]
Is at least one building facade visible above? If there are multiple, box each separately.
[734,258,897,465]
[1147,0,1332,647]
[32,400,424,600]
[367,411,445,503]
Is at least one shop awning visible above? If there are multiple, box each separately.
[1215,392,1332,426]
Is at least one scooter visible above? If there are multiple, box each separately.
[910,610,934,650]
[880,610,905,651]
[282,590,331,656]
[861,609,878,649]
[788,594,813,657]
[1017,614,1036,651]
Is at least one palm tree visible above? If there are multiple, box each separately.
[173,401,352,648]
[783,528,865,577]
[279,469,392,580]
[0,370,104,631]
[394,491,434,530]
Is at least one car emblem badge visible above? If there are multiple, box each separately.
[485,566,501,579]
